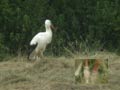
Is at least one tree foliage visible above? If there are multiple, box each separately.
[0,0,120,56]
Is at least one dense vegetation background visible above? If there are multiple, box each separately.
[0,0,120,58]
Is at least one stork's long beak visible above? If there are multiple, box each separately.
[51,24,56,30]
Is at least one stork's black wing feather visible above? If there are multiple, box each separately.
[27,43,38,60]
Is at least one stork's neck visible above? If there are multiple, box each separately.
[45,26,52,32]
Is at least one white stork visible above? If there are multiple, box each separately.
[28,19,54,60]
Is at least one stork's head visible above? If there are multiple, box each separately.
[45,19,55,30]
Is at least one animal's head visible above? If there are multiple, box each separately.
[45,19,55,30]
[45,19,51,26]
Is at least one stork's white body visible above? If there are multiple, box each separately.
[29,20,53,60]
[30,30,52,51]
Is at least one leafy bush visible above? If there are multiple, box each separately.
[0,0,120,57]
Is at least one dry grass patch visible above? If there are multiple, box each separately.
[0,52,120,90]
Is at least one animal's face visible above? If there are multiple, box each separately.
[45,19,56,30]
[45,19,52,27]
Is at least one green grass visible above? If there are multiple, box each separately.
[0,51,120,90]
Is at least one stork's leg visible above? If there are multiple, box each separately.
[38,50,44,59]
[41,50,44,58]
[29,48,39,61]
[36,56,40,61]
[28,50,35,60]
[35,51,40,61]
[39,46,46,59]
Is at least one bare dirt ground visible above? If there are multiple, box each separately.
[0,52,120,90]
